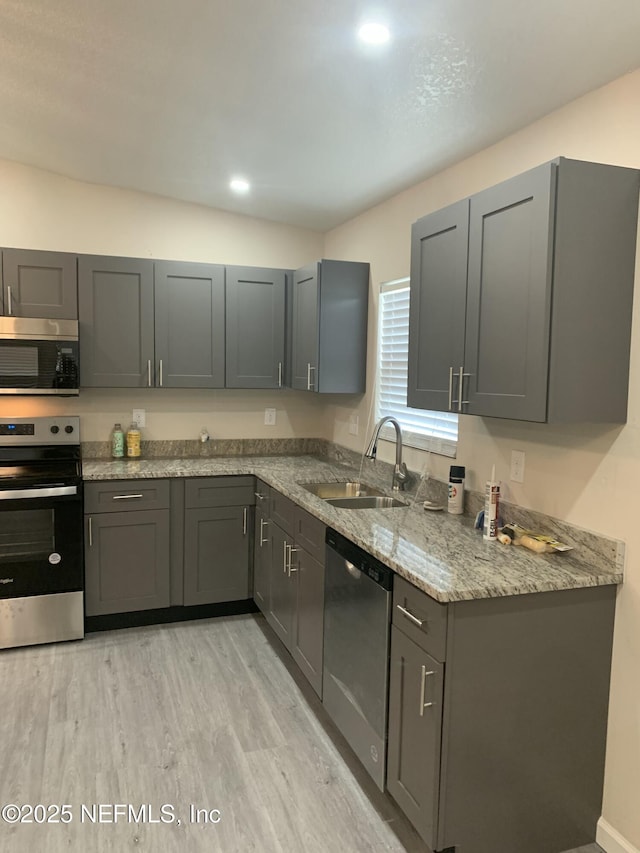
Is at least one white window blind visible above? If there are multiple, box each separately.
[376,279,458,457]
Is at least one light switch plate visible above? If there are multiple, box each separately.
[510,450,525,483]
[264,408,276,426]
[348,414,359,436]
[132,409,146,428]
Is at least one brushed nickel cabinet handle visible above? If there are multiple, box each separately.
[458,366,470,411]
[147,359,152,387]
[254,491,266,501]
[7,286,12,316]
[307,363,316,391]
[88,516,93,548]
[278,362,282,387]
[112,494,144,500]
[396,603,424,628]
[242,507,247,535]
[419,666,435,716]
[448,366,454,411]
[159,359,163,387]
[283,540,288,573]
[287,547,299,576]
[259,518,269,546]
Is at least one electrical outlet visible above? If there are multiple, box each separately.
[264,408,276,426]
[510,450,525,483]
[348,414,359,436]
[132,409,146,428]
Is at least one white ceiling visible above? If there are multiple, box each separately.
[2,0,640,230]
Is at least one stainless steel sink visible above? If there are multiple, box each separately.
[325,495,408,509]
[301,481,387,500]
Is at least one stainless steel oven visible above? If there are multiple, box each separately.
[0,317,79,395]
[0,417,83,649]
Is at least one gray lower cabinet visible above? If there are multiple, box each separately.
[79,255,155,387]
[154,261,225,388]
[226,266,287,389]
[84,478,172,616]
[183,477,254,606]
[1,249,78,319]
[291,259,369,393]
[387,626,444,849]
[254,487,325,697]
[408,157,640,422]
[387,575,617,853]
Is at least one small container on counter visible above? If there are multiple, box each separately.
[126,423,141,458]
[447,465,465,515]
[111,423,124,458]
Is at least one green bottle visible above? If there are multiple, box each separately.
[111,423,124,458]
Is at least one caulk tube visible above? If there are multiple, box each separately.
[483,465,500,541]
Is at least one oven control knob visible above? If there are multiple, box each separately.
[50,425,60,434]
[64,425,74,434]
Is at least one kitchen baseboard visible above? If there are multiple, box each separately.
[597,818,640,853]
[85,599,259,633]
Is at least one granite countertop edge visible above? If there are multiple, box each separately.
[81,455,623,604]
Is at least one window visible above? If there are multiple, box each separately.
[375,278,458,457]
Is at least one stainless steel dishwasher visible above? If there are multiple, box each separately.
[323,528,393,791]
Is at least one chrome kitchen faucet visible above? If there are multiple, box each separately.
[364,416,409,492]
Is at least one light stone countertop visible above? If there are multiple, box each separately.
[82,454,623,603]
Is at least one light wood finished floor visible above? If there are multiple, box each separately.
[0,614,606,853]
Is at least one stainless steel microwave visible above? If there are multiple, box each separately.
[0,317,79,395]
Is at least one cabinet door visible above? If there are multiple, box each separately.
[291,546,324,698]
[267,523,294,651]
[78,256,154,387]
[407,201,469,412]
[387,626,444,850]
[84,509,171,616]
[2,249,78,319]
[253,504,271,613]
[464,163,555,420]
[226,266,286,388]
[291,262,319,391]
[154,261,225,389]
[183,505,250,605]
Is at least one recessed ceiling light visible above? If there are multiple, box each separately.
[357,22,390,45]
[230,177,250,194]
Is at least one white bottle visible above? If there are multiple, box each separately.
[447,466,465,515]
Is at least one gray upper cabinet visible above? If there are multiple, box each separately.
[291,259,369,394]
[226,266,287,389]
[408,158,640,423]
[1,249,78,319]
[79,255,154,387]
[155,261,225,388]
[80,257,224,388]
[407,201,469,412]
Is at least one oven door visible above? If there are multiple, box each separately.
[0,338,79,394]
[0,485,83,599]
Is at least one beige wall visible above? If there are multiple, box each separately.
[325,69,640,849]
[0,159,328,439]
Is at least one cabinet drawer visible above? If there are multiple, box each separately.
[185,476,256,509]
[295,506,325,564]
[270,489,296,536]
[84,479,170,513]
[393,575,448,662]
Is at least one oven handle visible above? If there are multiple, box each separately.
[0,485,78,501]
